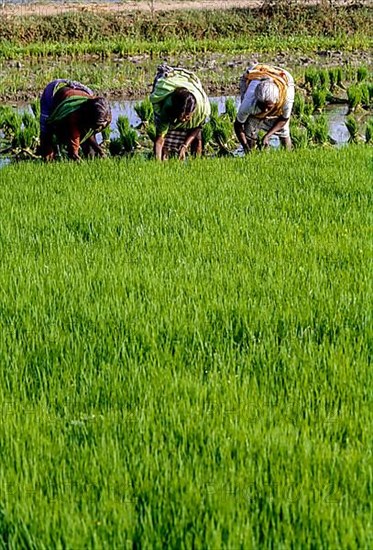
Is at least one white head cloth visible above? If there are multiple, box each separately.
[255,78,280,104]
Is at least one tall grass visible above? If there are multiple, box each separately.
[0,147,372,547]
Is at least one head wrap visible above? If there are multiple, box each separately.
[255,78,280,104]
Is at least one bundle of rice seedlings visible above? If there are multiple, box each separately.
[347,84,362,111]
[22,111,39,138]
[328,68,339,91]
[12,126,37,150]
[210,115,234,155]
[304,68,320,90]
[115,115,138,154]
[146,123,157,143]
[313,115,330,146]
[365,119,373,144]
[303,100,314,116]
[345,65,357,82]
[290,124,309,149]
[100,126,112,152]
[312,88,328,111]
[108,138,123,156]
[357,66,368,82]
[300,115,317,142]
[319,69,330,90]
[210,101,219,119]
[360,83,370,108]
[202,121,214,149]
[224,98,237,122]
[336,67,344,88]
[134,98,154,125]
[345,115,360,143]
[30,100,41,119]
[0,108,23,137]
[293,92,305,117]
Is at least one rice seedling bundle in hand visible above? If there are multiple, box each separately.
[134,98,154,126]
[345,115,360,143]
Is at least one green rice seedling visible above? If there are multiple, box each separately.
[109,115,138,155]
[328,67,339,91]
[101,125,111,143]
[210,115,235,155]
[293,92,306,118]
[100,126,112,153]
[224,98,237,122]
[365,118,373,143]
[11,126,37,150]
[347,84,362,111]
[108,137,123,156]
[134,98,154,126]
[357,66,368,82]
[313,115,330,146]
[0,108,23,137]
[22,111,38,132]
[344,65,358,83]
[303,99,314,116]
[300,114,317,143]
[345,115,360,143]
[290,121,309,149]
[30,100,41,120]
[202,121,214,150]
[210,101,219,119]
[360,83,370,108]
[146,122,157,143]
[318,69,330,90]
[304,67,320,90]
[312,88,328,112]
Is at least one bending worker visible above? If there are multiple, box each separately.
[39,79,111,161]
[234,63,295,152]
[150,65,211,160]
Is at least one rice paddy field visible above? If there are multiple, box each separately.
[1,0,373,547]
[0,145,372,547]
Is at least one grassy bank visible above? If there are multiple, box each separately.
[0,147,372,547]
[1,5,372,45]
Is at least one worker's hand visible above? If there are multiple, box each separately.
[262,134,271,148]
[178,144,187,161]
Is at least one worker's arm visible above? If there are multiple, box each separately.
[40,129,55,161]
[234,119,251,153]
[154,134,165,160]
[262,117,289,146]
[84,134,106,157]
[65,114,82,161]
[179,128,202,160]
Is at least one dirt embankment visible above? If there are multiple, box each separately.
[1,0,368,17]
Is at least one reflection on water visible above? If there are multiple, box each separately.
[0,157,11,169]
